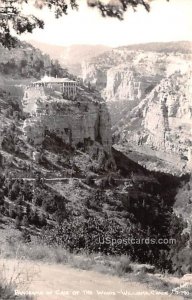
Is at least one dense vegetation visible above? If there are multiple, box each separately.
[0,149,191,275]
[0,41,69,80]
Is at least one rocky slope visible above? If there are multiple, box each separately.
[82,41,192,173]
[0,40,69,81]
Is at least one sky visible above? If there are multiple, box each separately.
[20,0,192,47]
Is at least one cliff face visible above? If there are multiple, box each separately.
[114,69,192,172]
[22,88,112,157]
[103,61,163,102]
[143,71,192,155]
[82,61,108,90]
[83,49,191,103]
[82,42,192,172]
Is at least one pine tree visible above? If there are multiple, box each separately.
[0,1,151,48]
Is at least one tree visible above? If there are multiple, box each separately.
[0,0,155,48]
[15,215,21,229]
[0,189,4,205]
[39,213,47,227]
[22,181,33,202]
[21,215,29,227]
[29,209,40,226]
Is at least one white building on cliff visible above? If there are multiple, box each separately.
[31,75,77,99]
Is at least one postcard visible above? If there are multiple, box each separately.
[0,0,192,299]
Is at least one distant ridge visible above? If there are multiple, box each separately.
[117,41,192,53]
[28,40,111,65]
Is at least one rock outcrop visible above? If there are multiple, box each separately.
[114,69,192,171]
[103,62,163,102]
[22,88,112,156]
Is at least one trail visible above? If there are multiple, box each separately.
[0,259,184,300]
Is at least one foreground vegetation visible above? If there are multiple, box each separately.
[0,256,33,300]
[0,159,191,276]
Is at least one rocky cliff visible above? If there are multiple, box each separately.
[114,68,192,172]
[82,42,192,173]
[83,44,191,103]
[22,87,113,159]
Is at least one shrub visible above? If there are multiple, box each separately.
[115,256,133,276]
[21,215,29,228]
[21,229,31,243]
[0,260,33,300]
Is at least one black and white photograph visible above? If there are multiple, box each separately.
[0,0,192,299]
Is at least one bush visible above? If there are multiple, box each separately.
[21,229,31,243]
[21,215,29,228]
[115,256,133,276]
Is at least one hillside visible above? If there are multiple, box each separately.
[0,86,189,274]
[0,40,68,81]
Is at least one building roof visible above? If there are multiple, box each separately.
[33,75,76,84]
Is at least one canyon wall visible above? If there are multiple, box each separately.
[82,42,192,172]
[83,49,191,103]
[114,69,192,171]
[22,88,112,156]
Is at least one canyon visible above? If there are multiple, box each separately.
[82,42,192,173]
[0,40,192,284]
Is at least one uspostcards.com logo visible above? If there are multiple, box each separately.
[97,236,176,246]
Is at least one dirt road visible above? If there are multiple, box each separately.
[0,259,185,300]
